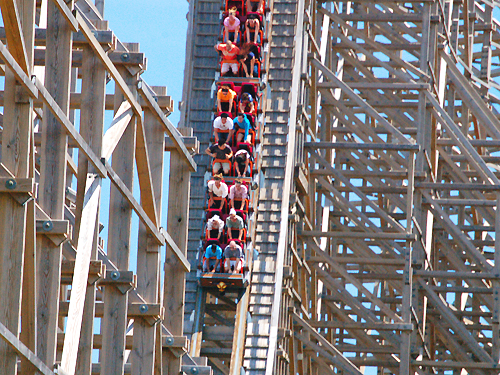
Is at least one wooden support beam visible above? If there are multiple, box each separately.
[308,256,405,266]
[36,0,73,367]
[414,270,500,280]
[304,142,420,151]
[138,82,197,172]
[417,182,500,191]
[312,152,406,233]
[418,279,493,363]
[0,177,34,193]
[317,82,430,90]
[300,231,416,240]
[60,177,100,375]
[0,39,37,96]
[134,108,159,227]
[35,77,107,178]
[99,57,137,375]
[164,135,198,152]
[132,85,164,375]
[160,227,190,273]
[412,360,500,370]
[0,27,111,45]
[426,91,500,185]
[74,11,142,116]
[308,321,413,331]
[0,321,57,375]
[101,101,133,161]
[60,260,104,284]
[162,336,188,350]
[50,0,78,32]
[312,58,412,145]
[422,191,492,272]
[0,0,35,366]
[0,0,30,74]
[292,312,363,375]
[103,160,164,246]
[308,241,404,323]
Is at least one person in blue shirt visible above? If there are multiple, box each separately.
[233,113,253,143]
[238,92,255,115]
[203,243,223,272]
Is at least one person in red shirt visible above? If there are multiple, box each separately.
[215,40,241,76]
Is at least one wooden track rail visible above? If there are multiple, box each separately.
[0,1,204,375]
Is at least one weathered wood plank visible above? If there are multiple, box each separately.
[138,83,197,172]
[0,321,57,375]
[101,101,133,161]
[36,0,73,367]
[131,86,165,375]
[0,0,29,73]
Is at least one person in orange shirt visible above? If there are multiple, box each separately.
[215,40,241,76]
[217,85,237,113]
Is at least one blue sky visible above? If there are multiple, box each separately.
[104,0,189,127]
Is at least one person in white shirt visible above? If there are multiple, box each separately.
[206,214,224,240]
[213,113,234,143]
[229,178,248,210]
[234,148,251,177]
[207,174,228,209]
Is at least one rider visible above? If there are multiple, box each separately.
[224,241,244,274]
[203,243,223,272]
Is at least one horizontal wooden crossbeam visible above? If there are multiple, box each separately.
[304,142,420,151]
[300,230,416,240]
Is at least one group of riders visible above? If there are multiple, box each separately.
[201,0,266,275]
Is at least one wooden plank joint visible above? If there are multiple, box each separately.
[128,303,163,325]
[36,219,70,246]
[98,270,136,294]
[180,365,212,375]
[60,260,104,285]
[0,177,34,204]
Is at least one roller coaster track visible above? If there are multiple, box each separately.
[181,0,305,373]
[182,0,500,374]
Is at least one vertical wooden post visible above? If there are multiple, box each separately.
[163,127,192,374]
[36,0,73,368]
[493,192,500,362]
[19,0,37,372]
[0,0,36,372]
[100,63,138,375]
[131,86,165,375]
[400,151,415,374]
[73,44,106,375]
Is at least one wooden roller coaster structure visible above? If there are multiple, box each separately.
[3,0,500,374]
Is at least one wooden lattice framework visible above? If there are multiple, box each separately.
[0,1,203,375]
[282,0,500,374]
